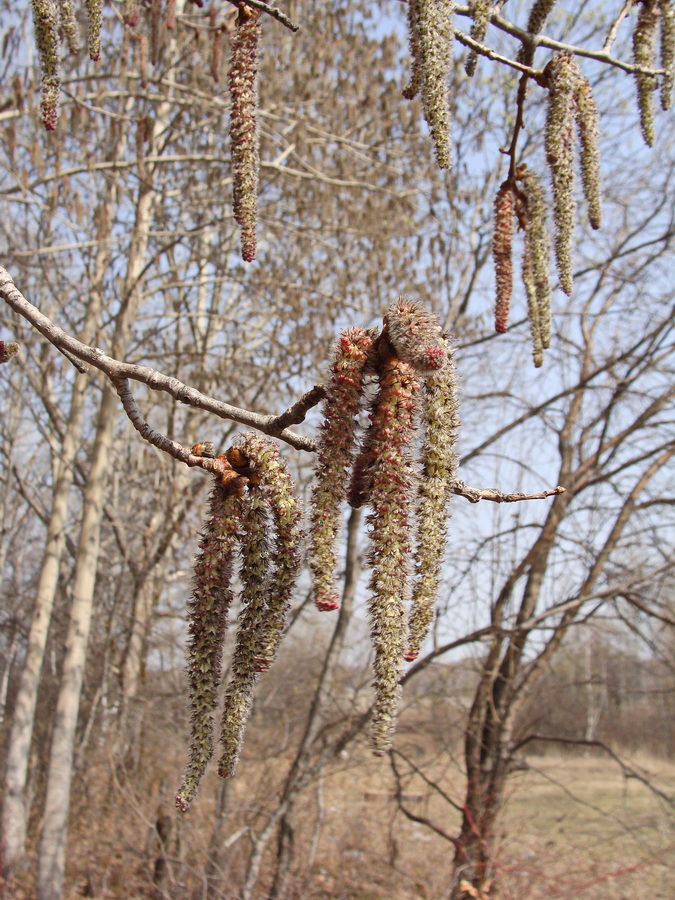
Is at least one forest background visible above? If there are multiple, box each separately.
[0,1,674,899]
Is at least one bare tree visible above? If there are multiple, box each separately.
[1,2,674,899]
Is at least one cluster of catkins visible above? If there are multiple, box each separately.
[491,52,602,364]
[176,434,302,812]
[493,167,552,347]
[403,0,455,169]
[30,0,101,130]
[177,301,460,800]
[309,299,461,754]
[399,2,672,358]
[633,0,675,146]
[30,0,261,262]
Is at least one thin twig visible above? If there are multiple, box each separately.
[0,266,315,453]
[505,71,531,181]
[269,384,326,431]
[451,4,666,76]
[453,29,542,77]
[225,0,299,32]
[391,748,463,812]
[512,734,674,806]
[452,481,566,503]
[114,377,232,475]
[390,751,462,850]
[603,0,638,53]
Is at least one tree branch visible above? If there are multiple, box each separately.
[225,0,299,33]
[451,481,565,504]
[452,4,666,76]
[390,751,463,851]
[0,266,315,453]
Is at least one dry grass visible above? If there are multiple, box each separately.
[297,746,675,900]
[24,723,674,899]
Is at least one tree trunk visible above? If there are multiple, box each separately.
[36,167,157,900]
[36,384,118,900]
[448,774,506,900]
[1,368,89,880]
[1,123,123,880]
[265,508,362,899]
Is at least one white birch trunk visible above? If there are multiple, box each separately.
[35,84,173,895]
[36,385,118,900]
[1,372,87,875]
[0,154,121,876]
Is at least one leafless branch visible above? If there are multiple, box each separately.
[0,266,315,453]
[390,749,463,813]
[270,384,327,431]
[452,4,666,76]
[225,0,299,33]
[453,29,542,77]
[618,590,675,628]
[452,481,566,504]
[114,377,229,474]
[603,0,638,53]
[390,751,462,850]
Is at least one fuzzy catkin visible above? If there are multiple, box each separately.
[242,437,303,672]
[349,300,446,507]
[123,0,139,27]
[229,11,261,262]
[545,51,578,296]
[633,0,660,147]
[407,346,460,660]
[151,0,162,65]
[85,0,102,61]
[659,0,675,110]
[310,328,373,611]
[574,77,602,230]
[403,0,423,100]
[175,483,242,812]
[465,0,492,77]
[404,0,454,169]
[364,356,421,754]
[0,341,20,364]
[524,0,558,35]
[493,182,515,332]
[383,297,447,374]
[522,236,544,368]
[517,0,558,63]
[218,489,270,779]
[520,168,552,352]
[58,0,80,55]
[138,32,148,88]
[31,0,61,131]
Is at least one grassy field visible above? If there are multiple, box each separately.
[299,750,675,899]
[23,737,672,899]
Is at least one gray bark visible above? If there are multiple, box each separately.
[36,158,158,900]
[0,125,125,877]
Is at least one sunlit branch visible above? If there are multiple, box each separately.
[113,376,231,474]
[603,0,639,53]
[453,28,542,76]
[267,384,326,431]
[452,4,667,75]
[452,481,565,503]
[0,266,315,452]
